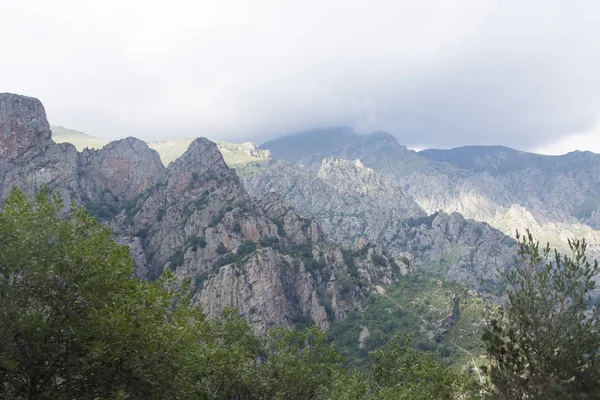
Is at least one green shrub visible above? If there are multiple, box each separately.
[237,240,256,257]
[216,242,228,255]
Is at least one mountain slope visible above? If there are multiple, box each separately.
[50,125,272,172]
[262,130,600,255]
[419,146,600,230]
[244,157,516,291]
[51,125,109,150]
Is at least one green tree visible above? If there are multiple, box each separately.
[0,186,205,399]
[326,334,477,400]
[365,335,476,399]
[482,231,600,399]
[198,310,346,400]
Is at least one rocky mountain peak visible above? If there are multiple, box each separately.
[78,137,165,203]
[172,138,230,170]
[319,157,365,171]
[167,137,243,196]
[0,93,54,164]
[362,131,406,149]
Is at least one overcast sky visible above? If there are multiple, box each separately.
[1,0,600,153]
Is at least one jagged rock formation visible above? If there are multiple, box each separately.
[51,126,272,171]
[262,129,600,255]
[1,94,54,163]
[0,94,81,205]
[1,93,404,333]
[244,158,425,247]
[244,158,516,290]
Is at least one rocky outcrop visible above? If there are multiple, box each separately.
[244,158,425,248]
[0,94,405,333]
[103,139,403,332]
[78,137,165,204]
[214,140,271,159]
[0,93,54,165]
[244,157,515,290]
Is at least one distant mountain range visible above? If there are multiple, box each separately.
[51,126,271,176]
[261,128,600,254]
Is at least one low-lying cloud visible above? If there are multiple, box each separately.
[1,0,599,152]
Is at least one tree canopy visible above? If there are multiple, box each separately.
[482,231,600,399]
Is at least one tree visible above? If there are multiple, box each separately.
[0,186,205,399]
[365,335,476,400]
[482,231,600,399]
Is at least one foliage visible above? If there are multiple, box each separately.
[168,247,185,270]
[216,242,228,255]
[364,335,478,400]
[372,253,388,267]
[156,207,165,221]
[237,239,257,257]
[208,211,224,228]
[329,272,487,370]
[482,231,600,399]
[0,186,204,399]
[259,235,279,248]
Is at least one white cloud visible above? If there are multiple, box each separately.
[1,0,599,151]
[534,121,600,155]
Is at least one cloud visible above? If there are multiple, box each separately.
[1,0,599,152]
[534,121,600,155]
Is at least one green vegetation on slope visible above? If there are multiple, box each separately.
[330,271,487,371]
[51,125,109,150]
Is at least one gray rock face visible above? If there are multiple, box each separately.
[78,137,165,204]
[107,141,406,332]
[0,93,54,165]
[244,158,425,247]
[244,158,516,290]
[262,130,600,256]
[0,94,403,333]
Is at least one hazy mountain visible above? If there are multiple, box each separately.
[51,125,110,151]
[244,157,516,291]
[51,126,272,176]
[262,130,600,255]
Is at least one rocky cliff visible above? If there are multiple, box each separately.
[244,157,516,290]
[0,93,405,333]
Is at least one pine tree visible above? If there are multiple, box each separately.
[482,231,600,399]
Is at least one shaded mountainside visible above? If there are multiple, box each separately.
[1,93,411,335]
[261,129,600,255]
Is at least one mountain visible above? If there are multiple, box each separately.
[51,126,272,175]
[51,125,110,150]
[418,145,600,229]
[261,130,600,255]
[243,157,516,291]
[1,93,410,335]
